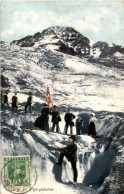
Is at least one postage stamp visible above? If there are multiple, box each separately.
[2,156,30,188]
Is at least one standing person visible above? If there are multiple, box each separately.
[54,135,78,183]
[76,114,83,135]
[88,114,96,137]
[41,104,50,132]
[12,93,18,109]
[25,92,33,113]
[1,91,9,109]
[50,106,60,132]
[34,104,50,132]
[1,91,4,107]
[64,109,75,135]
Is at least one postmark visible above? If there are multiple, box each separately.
[1,156,37,194]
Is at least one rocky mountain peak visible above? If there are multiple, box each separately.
[11,26,90,53]
[10,26,124,69]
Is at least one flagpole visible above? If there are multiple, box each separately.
[45,85,52,109]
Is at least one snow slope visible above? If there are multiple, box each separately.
[1,41,124,112]
[1,27,124,194]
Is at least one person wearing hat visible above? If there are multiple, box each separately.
[64,109,75,135]
[41,104,50,132]
[88,114,96,136]
[12,93,18,109]
[34,104,50,132]
[25,92,33,113]
[49,105,60,132]
[76,114,83,135]
[54,135,78,183]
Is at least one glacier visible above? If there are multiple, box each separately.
[1,27,124,194]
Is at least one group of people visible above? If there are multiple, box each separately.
[34,105,85,135]
[1,91,96,136]
[1,91,33,113]
[34,104,96,136]
[1,91,15,109]
[1,91,97,184]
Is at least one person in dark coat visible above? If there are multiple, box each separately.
[1,91,9,109]
[41,104,50,132]
[1,91,4,107]
[54,135,78,183]
[34,104,50,132]
[25,92,33,113]
[49,106,60,132]
[12,93,18,109]
[64,109,75,135]
[76,114,83,135]
[88,122,96,136]
[88,114,96,136]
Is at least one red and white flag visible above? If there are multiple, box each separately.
[45,86,52,108]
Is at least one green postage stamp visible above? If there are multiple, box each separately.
[2,156,30,188]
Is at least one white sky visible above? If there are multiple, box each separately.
[0,0,124,46]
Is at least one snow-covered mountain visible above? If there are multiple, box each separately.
[1,27,124,112]
[1,27,124,194]
[11,26,124,68]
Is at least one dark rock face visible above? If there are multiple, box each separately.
[1,75,10,88]
[98,164,124,194]
[0,41,5,44]
[99,164,124,194]
[12,36,35,47]
[89,41,124,69]
[93,42,124,57]
[59,44,75,56]
[52,27,91,56]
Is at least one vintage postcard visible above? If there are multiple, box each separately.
[0,0,124,194]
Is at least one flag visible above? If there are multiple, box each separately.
[45,86,52,108]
